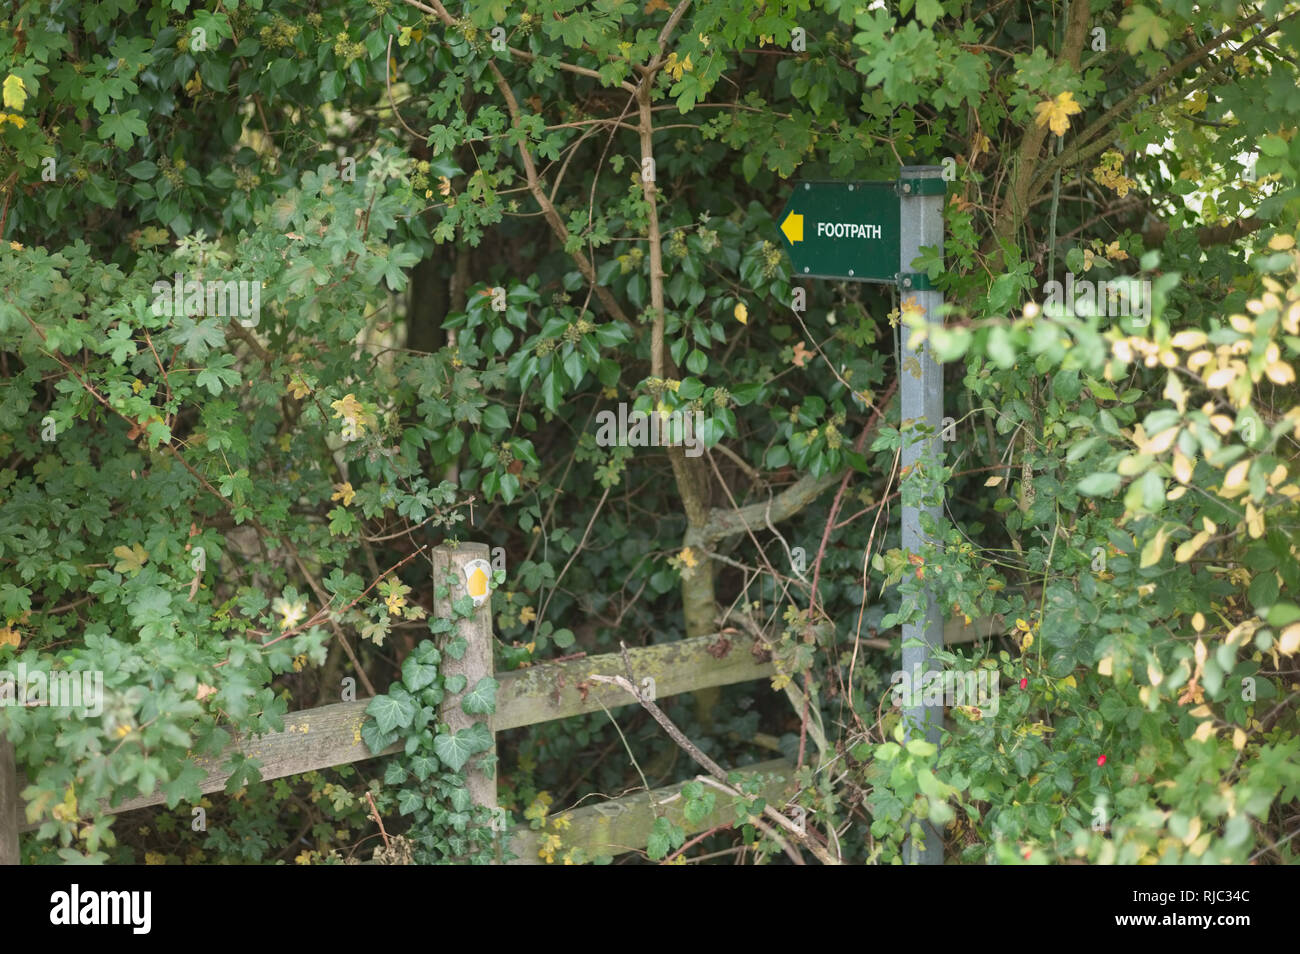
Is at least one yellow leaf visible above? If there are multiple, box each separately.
[1205,367,1236,389]
[1245,501,1265,538]
[1171,330,1208,349]
[0,624,18,648]
[1140,528,1168,568]
[1164,371,1186,413]
[272,596,308,630]
[113,543,149,575]
[1098,656,1113,677]
[331,481,356,507]
[1267,233,1295,251]
[1191,720,1216,742]
[1145,427,1178,455]
[287,375,311,400]
[2,74,27,111]
[733,302,748,325]
[331,393,364,421]
[1222,459,1250,494]
[1175,531,1210,563]
[1278,623,1300,655]
[984,475,1003,487]
[1232,728,1247,751]
[1191,612,1205,632]
[1033,91,1083,137]
[1265,361,1295,385]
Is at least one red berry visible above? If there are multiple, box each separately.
[1097,755,1107,766]
[1019,677,1028,689]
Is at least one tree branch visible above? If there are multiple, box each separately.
[685,378,897,549]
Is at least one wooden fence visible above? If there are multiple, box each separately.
[0,542,1010,865]
[0,543,801,865]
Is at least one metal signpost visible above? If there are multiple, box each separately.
[779,165,946,864]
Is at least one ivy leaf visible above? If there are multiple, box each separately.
[397,788,424,815]
[461,676,499,715]
[367,690,416,735]
[410,754,439,781]
[464,721,494,754]
[361,719,398,756]
[443,673,467,694]
[401,654,439,692]
[433,729,476,772]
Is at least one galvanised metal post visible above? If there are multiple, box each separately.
[898,164,945,865]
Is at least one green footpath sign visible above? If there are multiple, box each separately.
[778,166,949,864]
[778,180,901,283]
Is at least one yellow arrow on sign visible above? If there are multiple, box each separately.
[781,211,804,244]
[467,566,488,599]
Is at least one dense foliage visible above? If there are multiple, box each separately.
[1,0,1298,864]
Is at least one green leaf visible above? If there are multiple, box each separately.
[1120,5,1171,54]
[401,654,439,692]
[914,0,944,26]
[443,673,467,694]
[397,788,424,815]
[367,691,416,735]
[461,676,499,715]
[875,741,902,761]
[645,816,685,860]
[99,110,149,149]
[1077,472,1121,496]
[433,729,476,772]
[905,738,937,758]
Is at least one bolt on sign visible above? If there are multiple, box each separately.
[778,181,902,283]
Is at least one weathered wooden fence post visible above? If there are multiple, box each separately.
[431,543,499,824]
[0,733,19,865]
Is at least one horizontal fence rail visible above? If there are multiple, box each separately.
[18,631,774,833]
[508,758,796,864]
